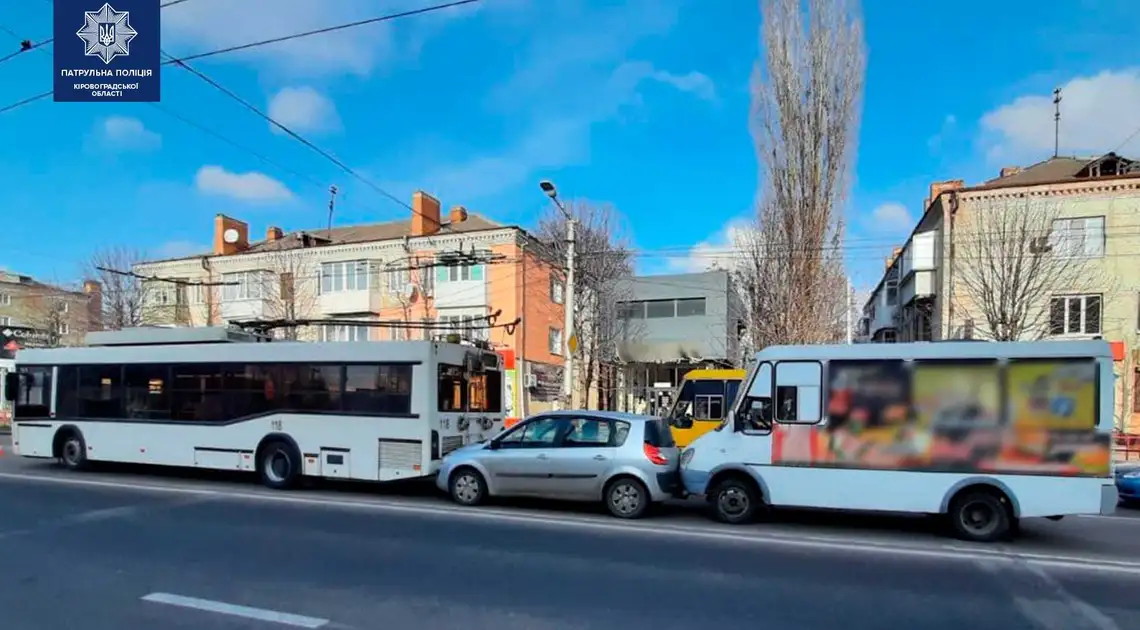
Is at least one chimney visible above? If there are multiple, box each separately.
[999,166,1022,178]
[82,280,103,332]
[213,214,250,255]
[411,191,441,237]
[928,179,964,204]
[449,205,468,225]
[267,226,283,242]
[886,246,902,270]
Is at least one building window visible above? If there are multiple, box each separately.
[1050,216,1105,258]
[0,293,10,306]
[549,327,563,354]
[221,271,269,301]
[617,301,644,319]
[1049,294,1101,336]
[438,314,487,341]
[436,260,485,283]
[645,299,675,318]
[886,280,898,306]
[320,324,370,342]
[676,298,706,317]
[551,277,565,305]
[0,316,8,326]
[58,323,70,335]
[320,260,371,294]
[387,268,410,296]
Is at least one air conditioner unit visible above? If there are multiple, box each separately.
[525,373,538,388]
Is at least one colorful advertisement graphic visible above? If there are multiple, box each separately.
[773,359,1109,477]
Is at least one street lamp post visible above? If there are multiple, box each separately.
[539,180,576,409]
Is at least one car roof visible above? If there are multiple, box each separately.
[534,410,660,423]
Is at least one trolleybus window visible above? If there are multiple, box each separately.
[438,364,503,413]
[12,366,51,418]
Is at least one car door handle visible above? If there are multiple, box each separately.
[593,454,606,461]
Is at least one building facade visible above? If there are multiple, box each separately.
[860,153,1140,430]
[133,190,567,417]
[613,270,743,413]
[0,270,98,349]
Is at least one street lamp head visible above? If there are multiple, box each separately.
[538,180,558,199]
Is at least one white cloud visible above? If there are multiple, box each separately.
[402,1,715,202]
[644,68,717,101]
[194,165,294,203]
[93,116,161,151]
[927,114,956,152]
[667,218,755,274]
[267,87,341,135]
[980,68,1140,163]
[868,202,912,229]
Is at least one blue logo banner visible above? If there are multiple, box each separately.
[53,0,161,102]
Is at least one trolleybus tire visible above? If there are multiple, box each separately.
[257,439,302,490]
[449,467,488,507]
[56,428,88,471]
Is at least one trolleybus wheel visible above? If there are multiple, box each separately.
[258,440,301,490]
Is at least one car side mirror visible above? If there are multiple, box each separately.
[3,372,17,402]
[674,414,694,429]
[487,440,500,450]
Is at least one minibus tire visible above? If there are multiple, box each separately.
[710,476,761,525]
[56,429,88,471]
[257,440,301,490]
[948,489,1012,543]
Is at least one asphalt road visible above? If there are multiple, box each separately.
[3,434,1140,629]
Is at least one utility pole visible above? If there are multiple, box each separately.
[845,277,853,344]
[539,180,575,409]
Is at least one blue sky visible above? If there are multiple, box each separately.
[2,0,1139,294]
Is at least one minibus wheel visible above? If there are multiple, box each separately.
[709,475,761,524]
[948,488,1012,543]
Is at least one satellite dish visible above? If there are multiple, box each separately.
[223,228,240,244]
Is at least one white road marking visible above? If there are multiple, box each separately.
[976,551,1120,630]
[4,470,1140,576]
[141,592,329,628]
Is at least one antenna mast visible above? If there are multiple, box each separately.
[326,185,339,240]
[1053,87,1062,158]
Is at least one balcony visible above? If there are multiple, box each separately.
[433,264,488,309]
[899,230,937,304]
[220,298,270,322]
[319,290,383,315]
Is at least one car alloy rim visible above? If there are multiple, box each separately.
[610,483,641,515]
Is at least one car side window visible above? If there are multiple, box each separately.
[563,418,612,447]
[613,421,631,446]
[519,417,563,447]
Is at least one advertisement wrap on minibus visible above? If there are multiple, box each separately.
[772,358,1110,476]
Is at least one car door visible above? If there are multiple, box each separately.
[482,416,564,496]
[543,417,617,499]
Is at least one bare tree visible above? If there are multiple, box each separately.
[258,250,319,340]
[85,246,151,330]
[953,196,1109,341]
[742,0,865,347]
[1116,338,1137,433]
[19,287,75,347]
[538,201,637,409]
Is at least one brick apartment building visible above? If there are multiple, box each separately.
[132,190,569,416]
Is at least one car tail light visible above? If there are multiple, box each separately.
[644,442,668,465]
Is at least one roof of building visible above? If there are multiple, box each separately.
[972,153,1139,191]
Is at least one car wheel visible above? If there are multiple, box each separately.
[948,490,1012,543]
[605,477,650,519]
[449,467,487,507]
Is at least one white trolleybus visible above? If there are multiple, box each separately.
[679,340,1119,542]
[3,327,507,489]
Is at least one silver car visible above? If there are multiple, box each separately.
[436,410,681,519]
